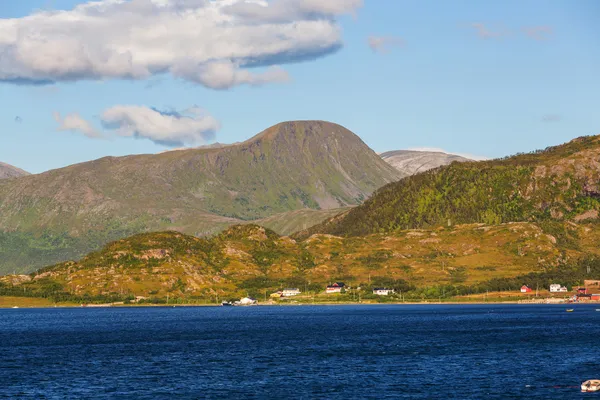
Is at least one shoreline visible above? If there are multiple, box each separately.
[2,299,597,309]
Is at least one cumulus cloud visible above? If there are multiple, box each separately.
[0,0,361,88]
[171,60,290,90]
[523,26,553,40]
[54,112,102,139]
[225,0,362,22]
[368,36,404,54]
[100,105,220,146]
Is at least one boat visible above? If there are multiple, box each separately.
[566,309,574,312]
[221,301,233,307]
[581,380,600,392]
[11,306,18,309]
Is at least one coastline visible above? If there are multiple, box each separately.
[2,299,595,309]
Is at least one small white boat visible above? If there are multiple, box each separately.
[11,306,19,309]
[581,380,600,392]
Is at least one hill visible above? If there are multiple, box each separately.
[0,162,29,179]
[380,150,470,176]
[0,121,401,274]
[3,222,599,304]
[300,135,600,238]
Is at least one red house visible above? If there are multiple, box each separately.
[520,285,532,293]
[591,294,600,301]
[577,287,588,294]
[326,282,346,294]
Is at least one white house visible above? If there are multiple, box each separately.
[238,297,257,305]
[282,288,301,297]
[373,288,395,296]
[549,284,568,293]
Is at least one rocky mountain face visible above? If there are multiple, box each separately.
[0,121,401,274]
[299,135,600,238]
[380,150,470,176]
[0,162,29,180]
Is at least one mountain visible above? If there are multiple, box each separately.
[0,121,401,274]
[299,135,600,238]
[5,221,599,303]
[0,162,29,180]
[380,150,470,176]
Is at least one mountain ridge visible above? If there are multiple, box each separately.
[0,162,29,180]
[0,120,401,274]
[380,150,471,176]
[297,134,600,238]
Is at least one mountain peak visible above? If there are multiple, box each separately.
[380,150,471,176]
[0,120,401,274]
[245,120,361,144]
[0,162,30,179]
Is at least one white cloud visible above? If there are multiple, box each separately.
[100,105,220,146]
[225,0,362,22]
[368,35,404,53]
[0,0,361,88]
[171,60,290,90]
[54,112,102,139]
[408,147,489,161]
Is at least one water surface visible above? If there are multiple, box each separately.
[1,304,598,399]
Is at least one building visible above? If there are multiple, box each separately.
[326,282,346,294]
[282,288,301,297]
[576,293,592,302]
[577,287,588,295]
[520,285,532,293]
[591,294,600,301]
[270,291,283,298]
[238,297,257,305]
[549,284,568,293]
[373,288,395,296]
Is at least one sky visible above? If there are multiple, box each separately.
[0,0,598,174]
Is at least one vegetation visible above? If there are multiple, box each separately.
[0,121,400,274]
[2,218,600,304]
[299,135,600,238]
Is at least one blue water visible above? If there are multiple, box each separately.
[1,304,599,399]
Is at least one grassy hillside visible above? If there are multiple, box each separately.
[3,222,600,304]
[300,135,600,238]
[253,207,352,236]
[0,121,401,274]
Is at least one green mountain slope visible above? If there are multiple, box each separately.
[253,207,352,236]
[3,222,600,304]
[0,121,401,274]
[299,135,600,238]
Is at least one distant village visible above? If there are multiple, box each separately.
[519,280,600,303]
[223,282,394,306]
[224,280,600,306]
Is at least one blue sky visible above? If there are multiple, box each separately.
[0,0,598,174]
